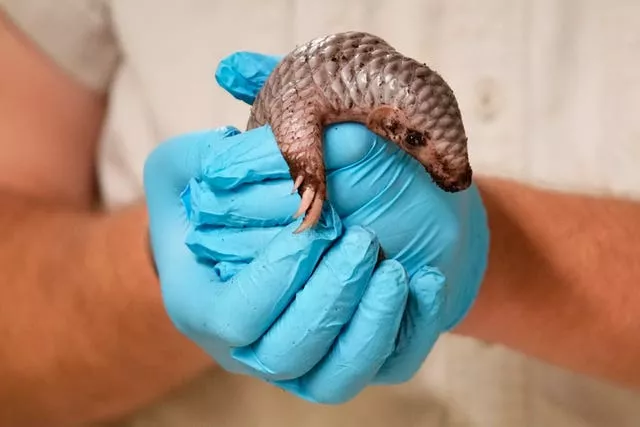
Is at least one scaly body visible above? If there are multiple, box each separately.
[247,31,472,233]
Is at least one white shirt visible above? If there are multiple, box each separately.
[3,1,640,425]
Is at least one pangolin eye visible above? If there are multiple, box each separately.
[405,130,426,147]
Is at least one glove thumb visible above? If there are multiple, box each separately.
[215,52,283,105]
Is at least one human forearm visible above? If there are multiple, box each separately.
[0,195,212,426]
[455,177,640,388]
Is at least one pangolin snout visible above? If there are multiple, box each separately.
[442,163,473,192]
[422,159,473,193]
[416,143,473,193]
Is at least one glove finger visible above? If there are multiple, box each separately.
[215,51,283,104]
[186,226,282,264]
[165,204,343,348]
[372,266,446,385]
[271,259,408,404]
[199,125,290,191]
[184,176,297,228]
[182,178,296,264]
[201,123,377,191]
[230,226,380,380]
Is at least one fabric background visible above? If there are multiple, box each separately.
[2,0,639,425]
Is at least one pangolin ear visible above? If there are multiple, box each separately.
[366,106,407,144]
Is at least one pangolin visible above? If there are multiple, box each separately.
[246,31,472,233]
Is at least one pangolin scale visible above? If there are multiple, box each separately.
[246,31,472,233]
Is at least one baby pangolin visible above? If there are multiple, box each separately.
[246,31,472,233]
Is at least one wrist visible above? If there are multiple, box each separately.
[101,203,214,382]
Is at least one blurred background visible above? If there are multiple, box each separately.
[104,1,640,426]
[4,0,640,426]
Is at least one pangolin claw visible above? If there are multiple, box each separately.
[291,175,304,194]
[293,197,324,233]
[293,187,316,219]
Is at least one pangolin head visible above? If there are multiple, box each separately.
[400,68,472,193]
[367,84,472,193]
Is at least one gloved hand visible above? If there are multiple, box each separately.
[144,124,414,404]
[143,51,490,404]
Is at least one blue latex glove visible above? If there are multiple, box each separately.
[144,124,412,404]
[144,51,489,404]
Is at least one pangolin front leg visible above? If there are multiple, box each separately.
[271,110,327,234]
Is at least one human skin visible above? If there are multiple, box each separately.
[0,13,213,426]
[454,178,640,389]
[1,11,639,427]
